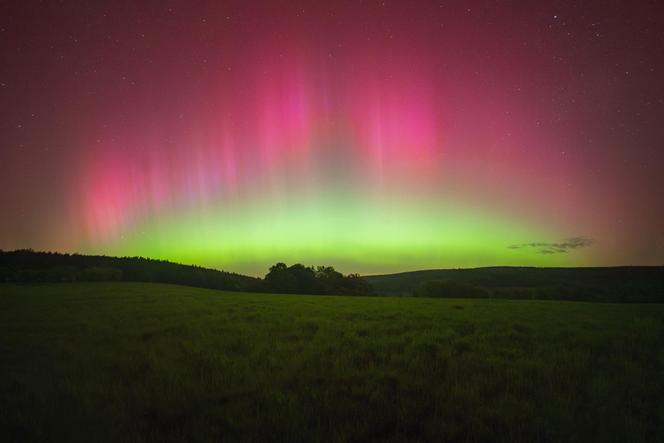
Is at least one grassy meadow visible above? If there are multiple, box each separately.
[1,282,663,441]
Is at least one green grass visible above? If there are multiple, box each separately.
[1,282,663,442]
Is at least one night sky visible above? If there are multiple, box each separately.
[1,1,663,275]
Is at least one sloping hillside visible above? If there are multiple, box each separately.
[365,266,664,302]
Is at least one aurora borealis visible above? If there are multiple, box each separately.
[1,1,663,275]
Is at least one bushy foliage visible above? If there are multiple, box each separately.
[263,262,373,295]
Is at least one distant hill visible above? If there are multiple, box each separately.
[2,250,662,302]
[365,266,664,303]
[0,249,260,291]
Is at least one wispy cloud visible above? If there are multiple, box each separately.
[508,237,594,254]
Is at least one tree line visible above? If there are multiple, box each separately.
[0,250,373,296]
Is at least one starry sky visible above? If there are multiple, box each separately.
[1,0,663,275]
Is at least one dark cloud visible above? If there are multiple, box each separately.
[508,237,594,254]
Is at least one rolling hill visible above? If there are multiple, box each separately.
[365,266,664,302]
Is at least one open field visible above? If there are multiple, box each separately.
[1,282,663,442]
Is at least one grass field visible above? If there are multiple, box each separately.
[1,283,663,442]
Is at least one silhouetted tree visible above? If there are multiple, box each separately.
[264,262,299,293]
[342,273,373,295]
[287,264,319,293]
[263,262,373,295]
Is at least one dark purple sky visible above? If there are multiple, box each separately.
[1,1,663,272]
